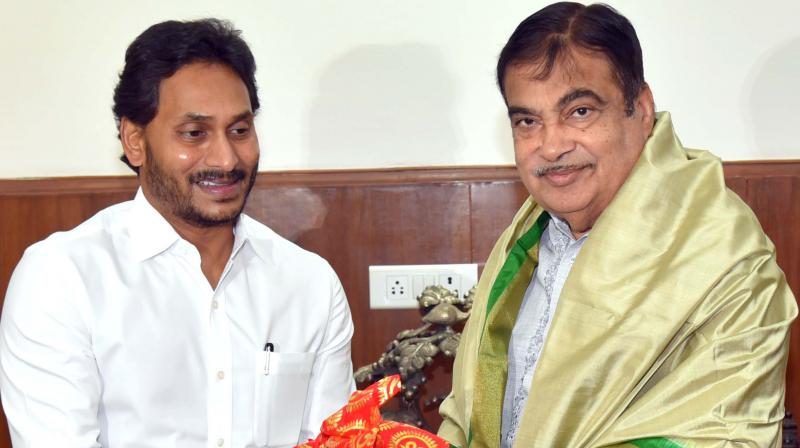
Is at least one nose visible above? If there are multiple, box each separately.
[205,133,239,171]
[539,123,574,162]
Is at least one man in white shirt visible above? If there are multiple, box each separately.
[0,19,355,448]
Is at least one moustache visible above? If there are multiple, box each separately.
[534,162,595,177]
[188,169,247,184]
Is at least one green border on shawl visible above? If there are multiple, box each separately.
[629,438,684,448]
[468,211,549,448]
[479,211,550,342]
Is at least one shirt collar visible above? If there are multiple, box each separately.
[232,216,274,265]
[548,214,590,244]
[128,188,273,264]
[128,189,182,262]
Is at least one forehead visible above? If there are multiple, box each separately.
[504,48,621,106]
[157,62,252,116]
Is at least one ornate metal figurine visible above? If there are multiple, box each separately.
[355,285,474,430]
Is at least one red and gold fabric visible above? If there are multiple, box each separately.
[297,375,452,448]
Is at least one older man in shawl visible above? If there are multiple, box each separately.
[437,3,797,447]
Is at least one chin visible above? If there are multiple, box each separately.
[189,211,242,228]
[204,205,245,221]
[181,201,246,228]
[539,198,593,217]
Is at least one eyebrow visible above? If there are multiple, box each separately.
[507,106,536,117]
[183,111,254,123]
[185,112,212,122]
[231,111,254,123]
[557,88,607,109]
[507,88,608,118]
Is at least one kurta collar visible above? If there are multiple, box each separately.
[231,215,274,265]
[129,189,181,262]
[548,214,590,244]
[128,188,269,264]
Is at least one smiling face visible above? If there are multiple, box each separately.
[505,47,654,236]
[121,62,260,229]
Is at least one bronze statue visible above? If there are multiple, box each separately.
[355,285,474,430]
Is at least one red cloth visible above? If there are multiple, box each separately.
[296,375,451,448]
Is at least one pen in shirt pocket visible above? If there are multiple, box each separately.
[262,342,274,375]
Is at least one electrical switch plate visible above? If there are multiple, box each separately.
[368,263,478,309]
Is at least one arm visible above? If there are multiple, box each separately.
[600,252,797,448]
[0,248,102,447]
[299,268,355,441]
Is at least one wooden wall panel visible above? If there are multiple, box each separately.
[469,180,529,270]
[0,161,798,444]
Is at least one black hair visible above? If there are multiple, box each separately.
[112,18,259,173]
[497,2,644,115]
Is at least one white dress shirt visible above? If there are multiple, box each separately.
[501,215,589,448]
[0,190,355,448]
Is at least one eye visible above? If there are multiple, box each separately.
[571,107,593,118]
[513,117,538,128]
[228,120,252,138]
[229,126,250,136]
[180,129,207,139]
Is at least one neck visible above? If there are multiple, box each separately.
[173,221,235,289]
[553,210,597,239]
[569,223,591,239]
[141,188,237,289]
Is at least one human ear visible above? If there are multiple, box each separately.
[636,83,656,136]
[120,117,147,168]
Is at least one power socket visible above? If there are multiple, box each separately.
[386,275,411,300]
[369,263,478,309]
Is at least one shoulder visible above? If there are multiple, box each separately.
[680,152,773,253]
[2,201,134,329]
[21,200,135,268]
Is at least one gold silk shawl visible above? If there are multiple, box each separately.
[437,112,797,448]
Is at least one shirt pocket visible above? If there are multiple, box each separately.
[253,351,315,447]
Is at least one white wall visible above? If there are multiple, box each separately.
[1,0,798,178]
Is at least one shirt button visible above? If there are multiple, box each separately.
[217,370,225,380]
[217,438,224,447]
[211,300,219,310]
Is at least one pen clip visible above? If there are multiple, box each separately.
[263,342,274,375]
